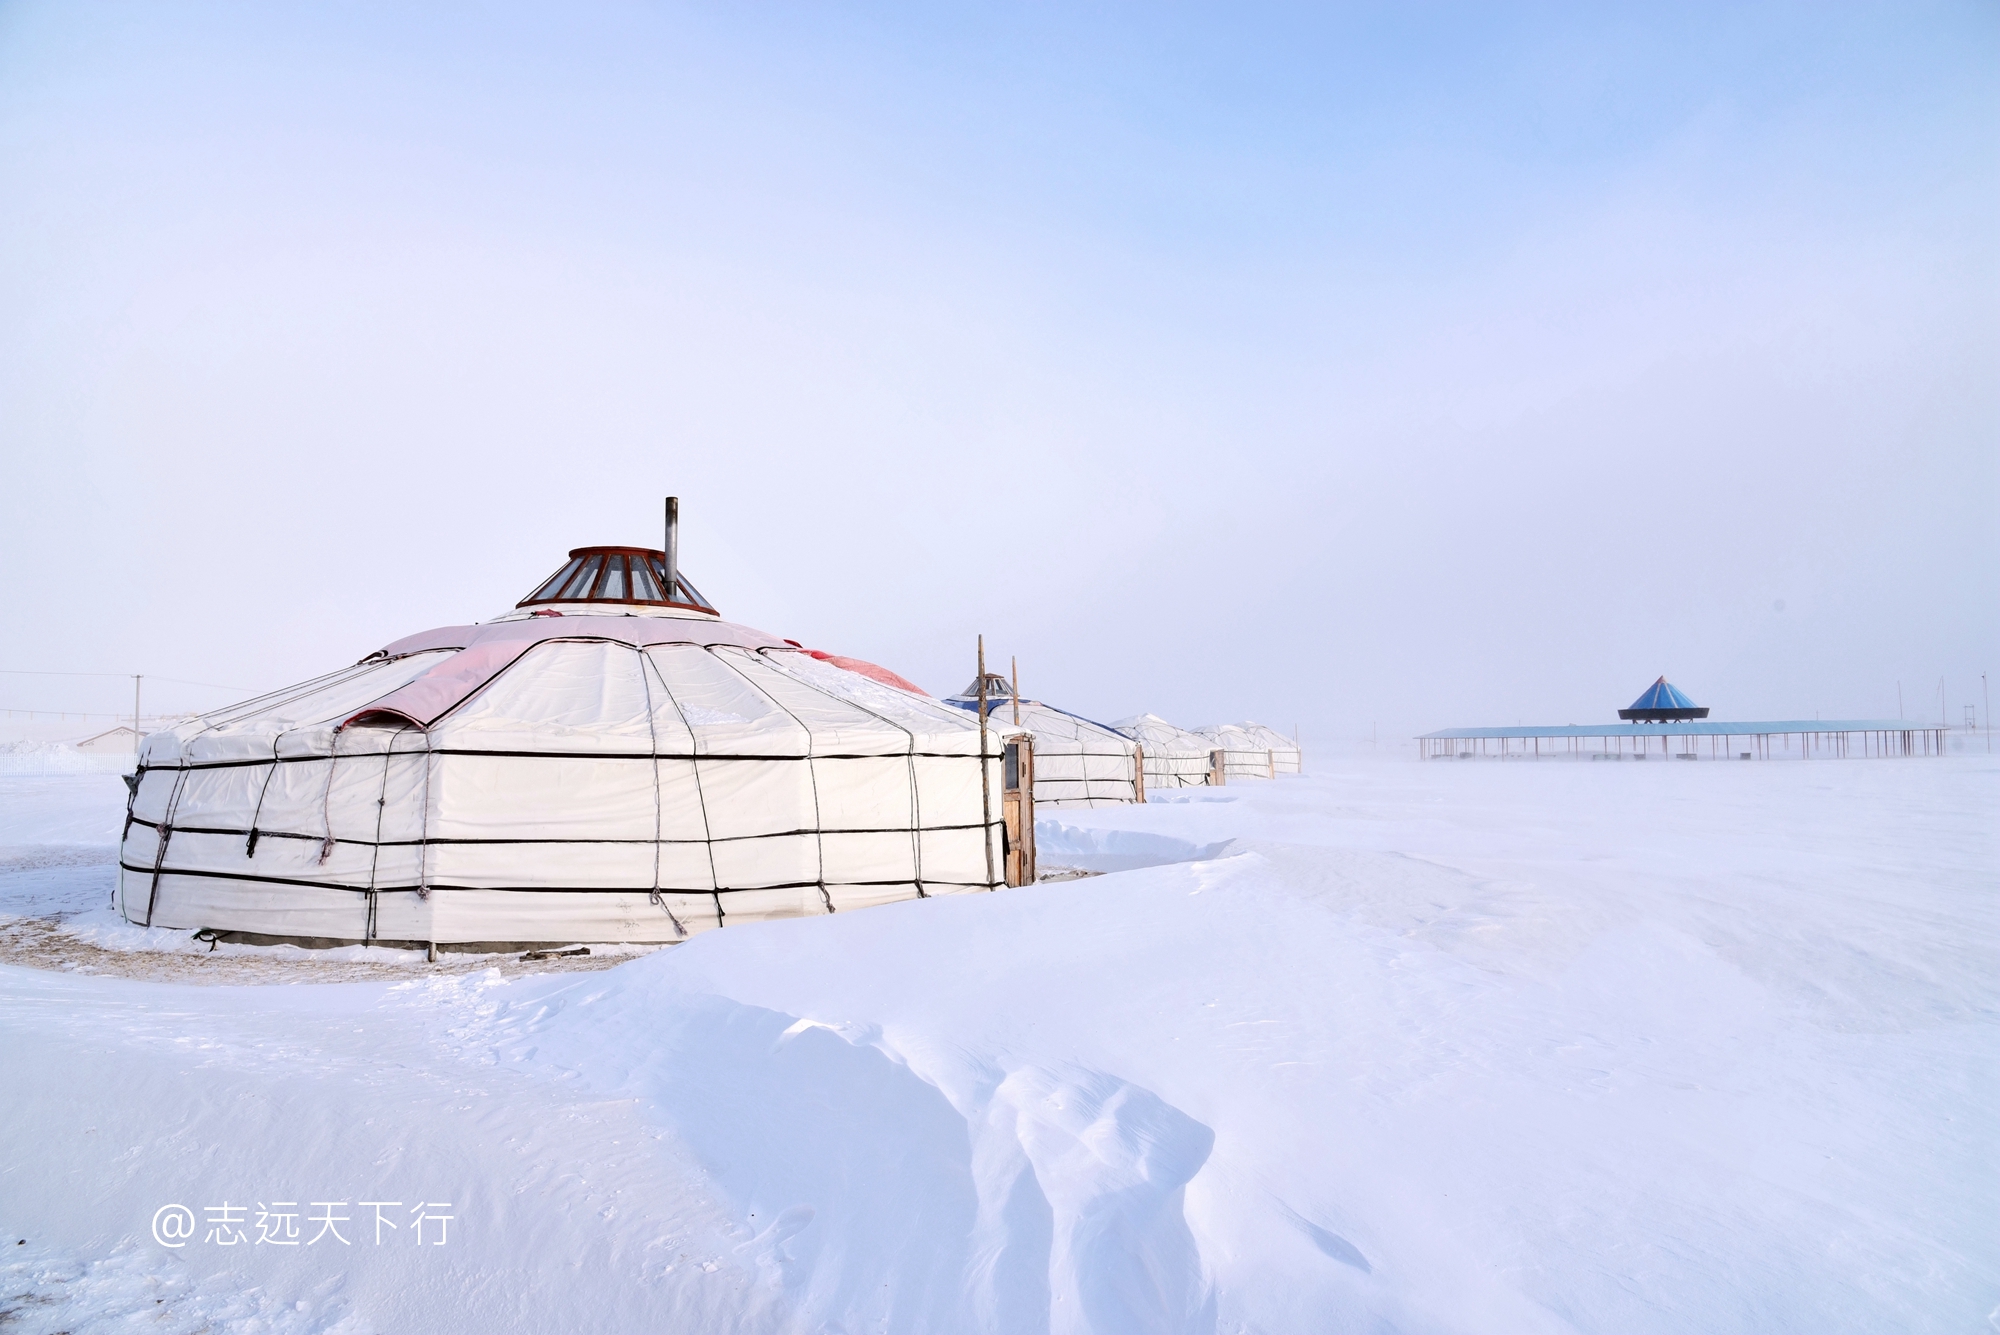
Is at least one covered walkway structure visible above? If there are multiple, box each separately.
[1418,720,1948,760]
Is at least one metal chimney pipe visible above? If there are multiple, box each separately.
[663,496,679,602]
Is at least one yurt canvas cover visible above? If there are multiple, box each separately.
[947,677,1140,808]
[119,548,1004,947]
[1239,722,1303,774]
[1196,722,1301,780]
[1112,714,1215,789]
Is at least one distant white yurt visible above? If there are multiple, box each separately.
[1242,722,1303,774]
[947,674,1141,808]
[1196,722,1302,780]
[120,520,1005,949]
[1112,714,1216,789]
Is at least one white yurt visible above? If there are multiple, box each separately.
[1243,722,1304,773]
[120,522,1004,949]
[1195,722,1302,780]
[947,674,1141,808]
[1111,714,1216,789]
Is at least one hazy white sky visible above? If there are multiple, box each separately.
[2,2,1994,739]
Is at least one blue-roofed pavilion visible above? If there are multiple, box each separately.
[1618,677,1708,722]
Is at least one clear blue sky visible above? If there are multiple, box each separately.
[2,2,1993,737]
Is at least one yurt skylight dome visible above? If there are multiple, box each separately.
[519,546,716,614]
[957,673,1018,707]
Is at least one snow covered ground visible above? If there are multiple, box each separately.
[1,756,1994,1334]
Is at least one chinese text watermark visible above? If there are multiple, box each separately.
[152,1201,453,1248]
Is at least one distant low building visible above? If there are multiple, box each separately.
[74,725,140,754]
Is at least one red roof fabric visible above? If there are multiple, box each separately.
[806,651,928,696]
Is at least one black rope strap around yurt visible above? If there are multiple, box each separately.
[634,646,686,938]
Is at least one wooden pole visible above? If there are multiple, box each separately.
[978,636,993,890]
[132,675,141,753]
[1011,655,1020,728]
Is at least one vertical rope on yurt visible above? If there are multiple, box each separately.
[648,647,723,929]
[415,727,434,900]
[710,647,834,910]
[142,765,191,928]
[978,637,994,890]
[634,645,684,937]
[753,646,926,900]
[245,731,287,858]
[317,726,346,865]
[362,724,407,943]
[904,723,925,897]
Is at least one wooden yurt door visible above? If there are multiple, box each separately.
[1003,737,1036,886]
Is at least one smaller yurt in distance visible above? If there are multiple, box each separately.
[947,674,1141,808]
[119,510,1008,950]
[1196,721,1302,780]
[1112,714,1216,789]
[1241,722,1303,774]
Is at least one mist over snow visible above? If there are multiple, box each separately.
[0,2,1993,739]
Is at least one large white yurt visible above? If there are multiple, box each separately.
[1111,714,1216,789]
[946,674,1141,808]
[119,523,1004,949]
[1195,722,1303,780]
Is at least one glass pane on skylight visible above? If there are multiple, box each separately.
[675,574,714,609]
[527,557,584,602]
[601,555,629,600]
[560,556,603,600]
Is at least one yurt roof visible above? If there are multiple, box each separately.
[142,532,961,763]
[1111,714,1212,753]
[1237,722,1299,751]
[356,611,793,731]
[942,688,1132,749]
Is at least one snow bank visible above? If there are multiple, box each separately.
[1,757,1994,1333]
[0,740,134,776]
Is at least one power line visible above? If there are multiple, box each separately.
[0,669,253,692]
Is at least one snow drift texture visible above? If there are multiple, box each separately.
[6,754,1994,1334]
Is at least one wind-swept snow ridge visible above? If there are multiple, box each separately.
[4,758,1993,1334]
[459,967,1221,1335]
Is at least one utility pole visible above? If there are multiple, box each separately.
[132,675,142,753]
